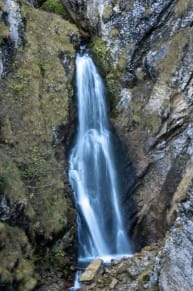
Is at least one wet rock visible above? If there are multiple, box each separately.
[81,246,160,290]
[79,259,104,284]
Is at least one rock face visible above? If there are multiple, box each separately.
[61,0,100,35]
[0,0,80,289]
[159,162,193,291]
[82,161,193,290]
[62,0,193,290]
[62,0,193,243]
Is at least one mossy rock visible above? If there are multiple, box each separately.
[0,2,79,288]
[0,20,9,44]
[90,37,112,74]
[41,0,70,20]
[0,222,36,289]
[106,69,122,108]
[137,265,159,290]
[0,2,79,238]
[0,156,26,200]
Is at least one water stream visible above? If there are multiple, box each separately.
[69,50,132,268]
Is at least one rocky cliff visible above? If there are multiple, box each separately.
[0,0,80,289]
[62,0,193,290]
[1,0,193,290]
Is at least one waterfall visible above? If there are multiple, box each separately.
[0,49,3,79]
[5,0,23,48]
[69,50,132,265]
[0,0,23,79]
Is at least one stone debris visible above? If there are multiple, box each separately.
[79,259,104,283]
[109,278,118,289]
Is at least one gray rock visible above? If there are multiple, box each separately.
[79,259,104,283]
[159,163,193,290]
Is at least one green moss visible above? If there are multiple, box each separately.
[0,157,27,202]
[0,3,79,287]
[18,277,37,291]
[39,59,50,76]
[0,0,78,257]
[90,36,124,109]
[0,223,36,288]
[90,37,112,74]
[41,0,70,20]
[106,69,122,108]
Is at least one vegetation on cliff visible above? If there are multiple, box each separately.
[0,1,79,289]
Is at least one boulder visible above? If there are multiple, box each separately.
[79,259,104,284]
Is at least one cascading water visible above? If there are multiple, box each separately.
[0,50,3,79]
[5,0,23,48]
[0,0,23,79]
[69,49,132,266]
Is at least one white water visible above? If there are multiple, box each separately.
[69,51,131,266]
[0,49,3,79]
[69,270,82,291]
[5,0,23,48]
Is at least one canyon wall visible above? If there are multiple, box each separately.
[62,0,193,290]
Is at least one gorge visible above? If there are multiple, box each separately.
[0,0,193,290]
